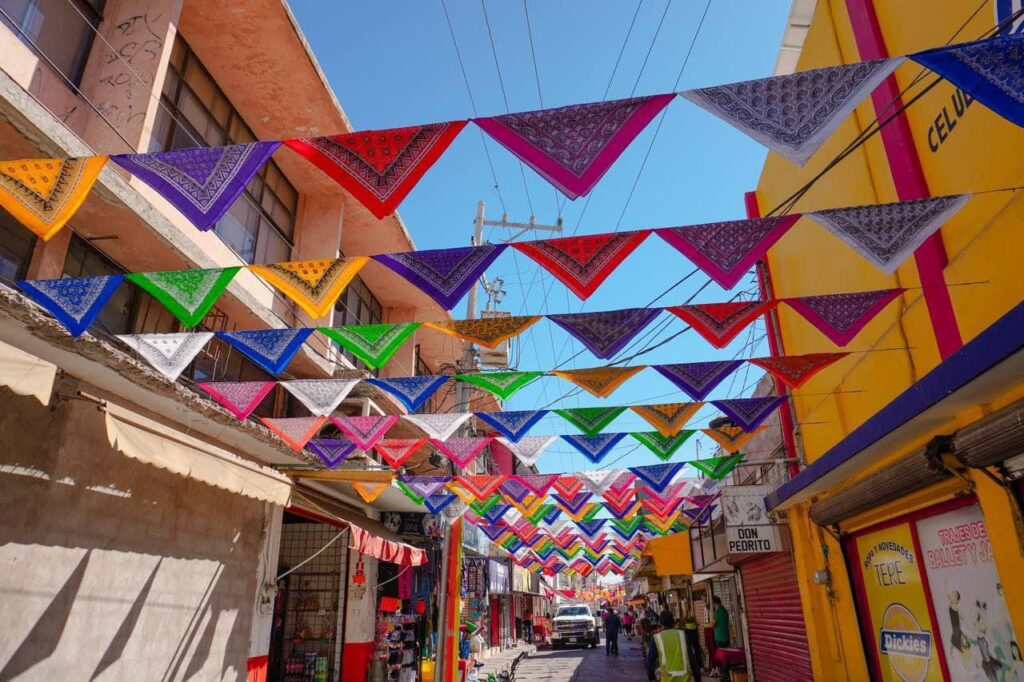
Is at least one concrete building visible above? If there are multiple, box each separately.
[0,1,497,680]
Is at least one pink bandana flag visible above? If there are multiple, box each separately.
[783,288,904,347]
[474,95,674,199]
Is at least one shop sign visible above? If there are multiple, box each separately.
[722,485,783,554]
[915,505,1020,680]
[726,525,782,554]
[381,511,442,538]
[463,557,488,597]
[854,522,943,682]
[488,558,510,594]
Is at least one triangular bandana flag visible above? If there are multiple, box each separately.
[374,438,428,468]
[373,244,507,310]
[217,328,313,375]
[643,497,686,519]
[603,486,636,510]
[560,433,627,464]
[552,491,594,516]
[126,267,241,328]
[424,493,459,515]
[680,58,902,165]
[911,32,1024,128]
[307,438,358,468]
[456,371,542,400]
[552,476,585,498]
[652,360,744,401]
[330,415,399,451]
[260,416,327,452]
[319,323,419,370]
[712,396,785,431]
[395,480,425,505]
[644,512,682,535]
[456,475,505,501]
[608,471,638,495]
[432,437,493,468]
[551,365,645,398]
[749,352,849,389]
[0,157,108,240]
[611,517,644,540]
[512,231,651,299]
[111,142,280,230]
[482,503,513,524]
[548,308,661,359]
[640,480,691,506]
[118,332,213,381]
[280,379,360,417]
[577,469,624,495]
[17,275,124,336]
[575,519,608,539]
[514,473,560,497]
[474,95,674,199]
[498,478,534,504]
[807,195,969,273]
[605,501,644,520]
[630,430,696,461]
[467,494,502,517]
[630,402,702,437]
[400,475,453,500]
[365,375,448,412]
[248,258,369,319]
[475,410,547,442]
[553,406,627,437]
[690,452,745,480]
[352,481,390,503]
[701,425,765,454]
[403,412,473,441]
[197,380,276,420]
[284,122,468,219]
[629,462,687,493]
[478,523,511,543]
[667,301,776,349]
[511,495,545,518]
[783,289,904,347]
[655,215,801,289]
[527,503,556,526]
[497,436,558,467]
[424,316,540,349]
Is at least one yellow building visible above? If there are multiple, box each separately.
[751,1,1024,680]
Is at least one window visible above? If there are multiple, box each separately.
[150,35,297,264]
[0,207,36,282]
[334,274,384,373]
[62,235,138,336]
[0,0,103,86]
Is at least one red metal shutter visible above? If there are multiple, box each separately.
[741,552,814,682]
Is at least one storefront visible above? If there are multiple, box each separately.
[462,557,490,640]
[488,558,512,649]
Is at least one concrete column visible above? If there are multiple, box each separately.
[246,503,283,678]
[341,552,378,682]
[292,194,345,331]
[25,227,71,279]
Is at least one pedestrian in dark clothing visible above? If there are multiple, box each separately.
[659,605,675,629]
[605,608,622,655]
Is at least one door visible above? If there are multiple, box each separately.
[741,552,814,682]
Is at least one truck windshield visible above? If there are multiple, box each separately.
[555,607,589,617]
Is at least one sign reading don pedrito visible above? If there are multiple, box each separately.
[722,484,782,554]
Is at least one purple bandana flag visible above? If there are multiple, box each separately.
[481,503,513,525]
[551,491,594,515]
[474,95,674,199]
[330,415,398,451]
[560,433,627,464]
[575,519,608,539]
[911,32,1024,128]
[808,195,969,273]
[712,396,786,432]
[629,462,687,493]
[307,438,359,468]
[474,409,547,442]
[17,275,124,337]
[514,473,560,497]
[365,375,448,412]
[372,244,507,310]
[783,288,904,347]
[400,475,453,499]
[478,523,510,542]
[424,493,459,515]
[217,328,312,375]
[542,506,563,525]
[652,360,744,401]
[547,307,661,359]
[655,215,801,290]
[112,142,280,230]
[499,478,534,504]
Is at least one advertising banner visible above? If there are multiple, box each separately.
[854,522,943,682]
[489,558,510,595]
[916,504,1022,681]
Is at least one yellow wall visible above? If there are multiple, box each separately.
[645,532,694,577]
[751,0,1024,677]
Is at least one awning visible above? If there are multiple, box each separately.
[105,402,292,505]
[644,532,694,577]
[0,339,57,405]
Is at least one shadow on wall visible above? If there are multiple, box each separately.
[0,388,264,680]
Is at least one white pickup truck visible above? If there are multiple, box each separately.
[549,604,601,649]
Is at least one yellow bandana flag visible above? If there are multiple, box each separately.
[0,157,107,240]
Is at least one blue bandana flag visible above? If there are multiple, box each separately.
[217,328,313,375]
[560,433,627,464]
[365,375,449,412]
[17,275,124,337]
[474,409,548,442]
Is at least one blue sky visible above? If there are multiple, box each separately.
[291,1,792,475]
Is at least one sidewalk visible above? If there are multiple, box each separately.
[474,641,537,678]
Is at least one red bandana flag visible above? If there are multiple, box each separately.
[512,231,651,299]
[668,300,777,348]
[749,352,850,389]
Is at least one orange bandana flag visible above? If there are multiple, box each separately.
[551,365,646,398]
[353,481,391,503]
[630,402,703,437]
[248,257,369,319]
[0,157,107,240]
[424,315,540,348]
[701,424,766,453]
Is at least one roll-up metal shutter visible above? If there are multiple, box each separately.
[740,552,813,682]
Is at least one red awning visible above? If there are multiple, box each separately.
[557,589,577,599]
[349,523,427,567]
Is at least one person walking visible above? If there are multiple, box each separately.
[682,607,702,681]
[659,604,675,629]
[645,616,694,682]
[522,608,533,644]
[623,609,635,640]
[605,607,622,656]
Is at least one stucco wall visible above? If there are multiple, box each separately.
[0,389,264,680]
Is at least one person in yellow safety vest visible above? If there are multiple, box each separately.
[644,618,694,682]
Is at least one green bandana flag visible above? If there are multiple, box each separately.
[553,406,627,437]
[579,504,602,523]
[689,452,745,480]
[611,517,644,536]
[630,430,696,461]
[526,503,555,525]
[469,494,503,516]
[127,267,240,328]
[455,371,543,401]
[395,480,425,505]
[319,323,420,370]
[558,546,582,560]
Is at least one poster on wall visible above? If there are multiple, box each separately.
[916,504,1024,682]
[854,522,944,682]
